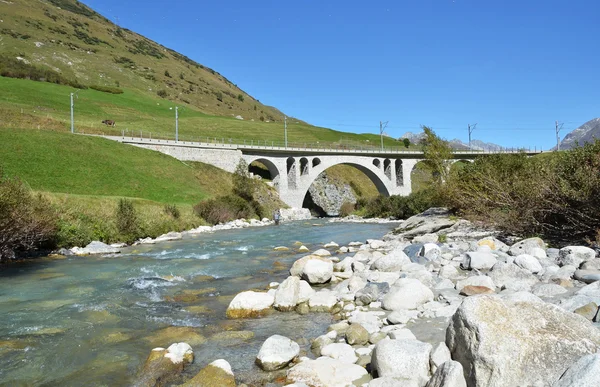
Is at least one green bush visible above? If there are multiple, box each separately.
[0,172,57,261]
[232,159,256,202]
[115,198,139,243]
[163,204,180,219]
[444,142,600,244]
[237,94,244,102]
[0,55,86,89]
[157,89,168,98]
[193,195,257,225]
[357,188,442,220]
[90,85,124,94]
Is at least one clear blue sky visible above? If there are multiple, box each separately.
[84,0,599,149]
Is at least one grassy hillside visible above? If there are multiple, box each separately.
[0,76,406,148]
[0,0,288,121]
[0,128,220,204]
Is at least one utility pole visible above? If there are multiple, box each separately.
[70,92,74,134]
[468,123,477,149]
[379,120,389,151]
[175,106,179,141]
[555,120,563,151]
[284,116,288,147]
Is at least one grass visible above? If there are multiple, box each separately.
[0,128,234,204]
[0,77,407,149]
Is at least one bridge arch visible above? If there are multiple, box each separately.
[244,157,281,188]
[293,157,394,209]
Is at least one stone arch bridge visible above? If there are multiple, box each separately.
[105,136,538,208]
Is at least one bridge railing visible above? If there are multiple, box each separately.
[99,130,546,155]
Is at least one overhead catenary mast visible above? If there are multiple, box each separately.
[379,120,389,151]
[555,120,564,151]
[468,123,477,149]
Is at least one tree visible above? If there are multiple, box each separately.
[232,159,255,201]
[421,126,452,185]
[402,138,410,148]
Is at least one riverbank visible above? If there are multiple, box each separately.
[140,207,600,386]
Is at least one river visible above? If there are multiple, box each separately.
[0,219,397,386]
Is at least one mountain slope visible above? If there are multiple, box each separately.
[0,0,287,121]
[559,118,600,149]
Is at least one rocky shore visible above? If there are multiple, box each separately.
[65,208,312,256]
[133,207,600,386]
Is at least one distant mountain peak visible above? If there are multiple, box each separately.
[559,118,600,149]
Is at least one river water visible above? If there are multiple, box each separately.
[0,219,396,386]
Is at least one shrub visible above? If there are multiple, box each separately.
[193,195,256,225]
[232,159,256,201]
[0,55,86,89]
[157,89,168,98]
[444,141,600,244]
[357,188,442,220]
[164,70,171,77]
[90,85,124,94]
[214,91,223,102]
[237,94,244,102]
[163,204,180,219]
[115,198,139,243]
[0,173,57,261]
[339,202,355,217]
[402,138,410,148]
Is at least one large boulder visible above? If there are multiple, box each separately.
[574,269,600,284]
[455,275,495,293]
[308,290,338,312]
[371,339,432,386]
[181,359,235,387]
[558,246,597,268]
[274,276,300,311]
[425,361,467,387]
[226,291,274,318]
[382,278,434,311]
[287,357,370,386]
[135,343,194,387]
[394,208,456,238]
[446,295,600,387]
[71,241,120,255]
[514,254,543,274]
[320,343,358,364]
[355,282,389,306]
[372,250,411,272]
[461,252,497,271]
[508,237,546,258]
[486,261,538,290]
[291,256,334,284]
[346,323,369,346]
[553,353,600,387]
[256,335,300,371]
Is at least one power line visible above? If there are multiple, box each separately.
[555,120,564,151]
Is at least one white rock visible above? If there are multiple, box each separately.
[256,335,300,371]
[298,280,315,303]
[508,237,547,259]
[372,251,411,272]
[209,359,233,375]
[154,232,182,242]
[388,328,416,340]
[514,254,543,274]
[366,271,401,285]
[372,339,432,385]
[461,251,497,270]
[348,311,384,334]
[487,262,538,291]
[163,342,193,364]
[435,279,456,290]
[387,309,419,325]
[308,290,338,312]
[71,241,120,255]
[446,295,600,387]
[439,265,461,280]
[553,353,600,387]
[429,342,451,372]
[425,361,467,387]
[312,249,331,257]
[369,377,421,387]
[382,278,434,311]
[274,276,300,311]
[226,291,274,318]
[532,283,568,298]
[320,343,358,364]
[369,239,386,249]
[324,241,339,248]
[558,246,597,268]
[287,357,370,387]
